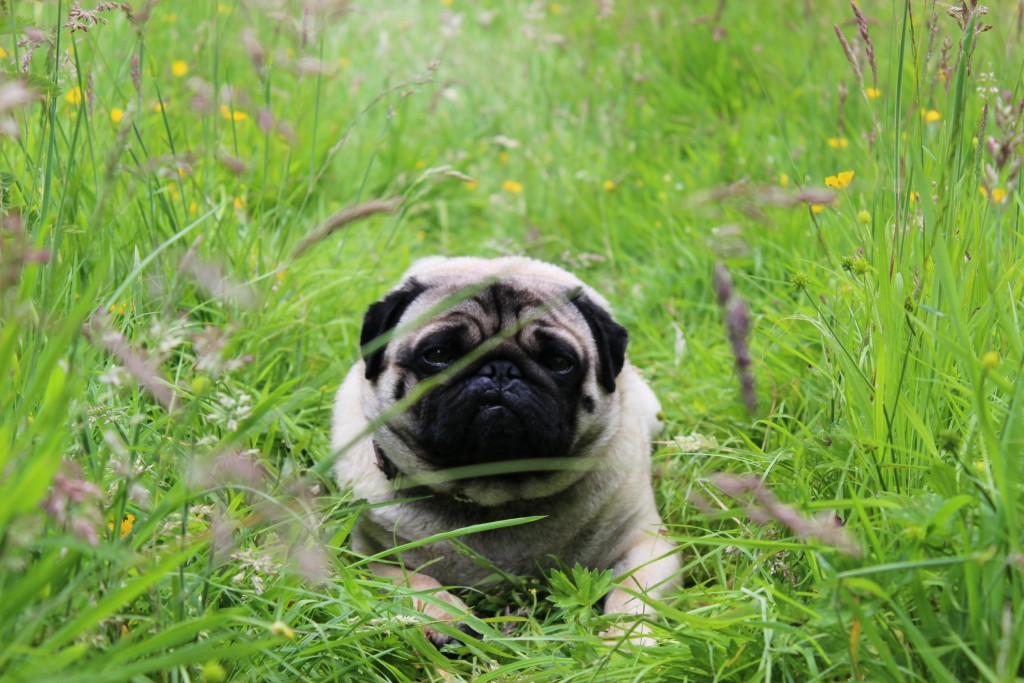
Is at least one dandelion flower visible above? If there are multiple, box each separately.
[502,180,523,193]
[990,188,1007,203]
[603,179,616,191]
[110,108,124,123]
[825,170,854,189]
[827,137,849,150]
[171,60,189,77]
[220,104,248,121]
[64,86,83,105]
[865,88,881,99]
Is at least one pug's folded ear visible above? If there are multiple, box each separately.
[360,280,427,381]
[570,294,628,393]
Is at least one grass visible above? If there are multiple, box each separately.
[1,0,1023,680]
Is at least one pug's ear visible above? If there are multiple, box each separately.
[570,294,628,393]
[361,280,427,381]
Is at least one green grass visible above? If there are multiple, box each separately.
[2,0,1023,680]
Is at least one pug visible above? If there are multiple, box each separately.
[332,256,679,646]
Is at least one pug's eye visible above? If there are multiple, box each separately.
[540,351,574,375]
[421,346,455,368]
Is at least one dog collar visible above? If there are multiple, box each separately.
[372,440,399,481]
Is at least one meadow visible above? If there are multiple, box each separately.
[1,0,1023,680]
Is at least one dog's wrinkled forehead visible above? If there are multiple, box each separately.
[400,277,583,347]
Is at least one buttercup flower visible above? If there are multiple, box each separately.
[64,86,83,105]
[502,180,523,193]
[825,170,854,189]
[171,60,188,77]
[108,513,135,539]
[865,88,881,99]
[827,137,849,150]
[220,104,248,121]
[110,108,124,123]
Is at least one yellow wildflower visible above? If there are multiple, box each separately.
[441,0,453,5]
[110,108,124,123]
[779,172,789,187]
[152,102,164,113]
[465,180,479,190]
[498,151,510,164]
[865,87,881,99]
[502,180,523,193]
[107,513,135,539]
[857,210,871,224]
[414,159,426,169]
[810,204,826,214]
[550,2,563,13]
[64,86,83,105]
[923,110,941,123]
[825,170,854,189]
[163,13,177,23]
[827,137,849,150]
[269,621,295,639]
[981,351,1000,370]
[171,60,189,77]
[233,196,245,210]
[979,186,988,198]
[219,104,248,121]
[990,188,1007,203]
[603,180,616,191]
[0,46,7,59]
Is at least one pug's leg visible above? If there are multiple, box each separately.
[602,529,679,646]
[372,562,478,648]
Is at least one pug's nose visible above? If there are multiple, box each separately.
[478,359,522,381]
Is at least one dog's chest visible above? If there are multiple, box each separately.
[358,479,640,585]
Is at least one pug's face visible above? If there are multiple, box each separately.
[359,257,629,504]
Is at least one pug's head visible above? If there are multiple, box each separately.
[358,256,629,505]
